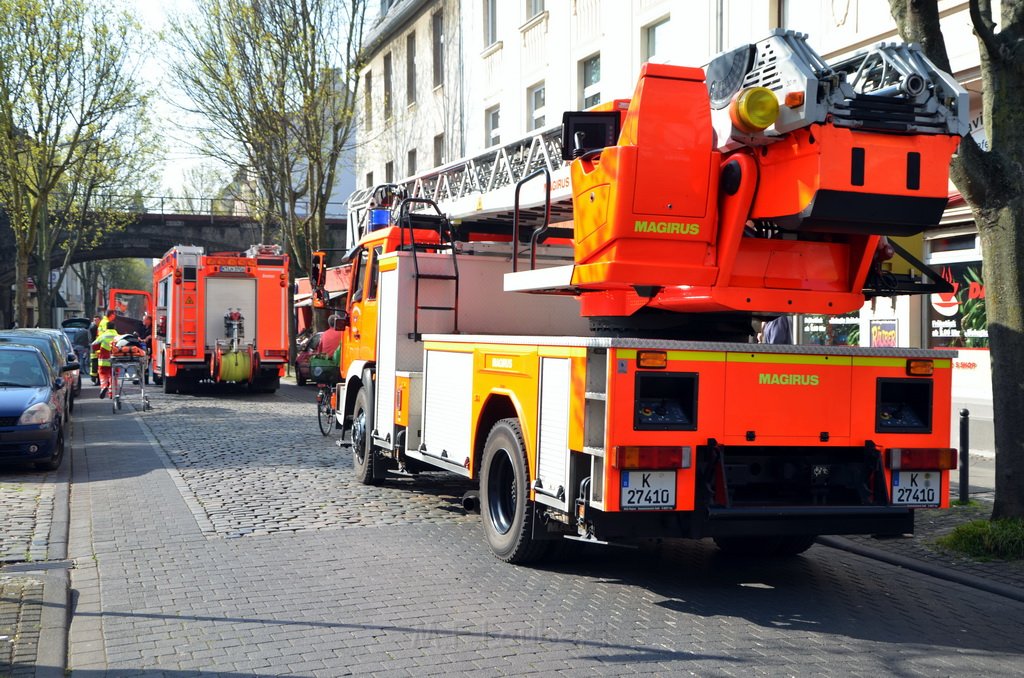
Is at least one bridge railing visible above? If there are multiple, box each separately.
[86,194,348,220]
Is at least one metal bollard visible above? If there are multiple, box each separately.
[959,409,970,503]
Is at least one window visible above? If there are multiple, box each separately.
[485,105,500,146]
[484,0,498,47]
[432,11,445,87]
[526,0,544,18]
[368,245,383,301]
[365,172,374,188]
[364,72,372,129]
[406,32,417,105]
[433,133,445,168]
[644,18,670,62]
[385,161,394,183]
[581,54,601,108]
[383,52,393,120]
[528,82,546,130]
[407,149,417,176]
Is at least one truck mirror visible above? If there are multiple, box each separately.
[311,251,327,287]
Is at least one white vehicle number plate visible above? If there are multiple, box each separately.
[621,471,676,511]
[892,471,940,507]
[220,265,246,273]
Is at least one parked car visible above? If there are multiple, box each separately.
[294,332,322,386]
[62,326,92,372]
[0,331,75,417]
[33,328,82,398]
[0,344,67,470]
[61,317,92,330]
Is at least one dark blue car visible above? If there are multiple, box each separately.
[0,344,67,470]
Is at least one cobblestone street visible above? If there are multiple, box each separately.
[3,381,1024,676]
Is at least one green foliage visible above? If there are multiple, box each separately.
[0,0,160,326]
[936,518,1024,561]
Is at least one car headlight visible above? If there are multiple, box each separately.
[18,402,54,426]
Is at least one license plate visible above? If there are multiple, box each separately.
[621,471,676,511]
[220,265,246,273]
[891,471,941,507]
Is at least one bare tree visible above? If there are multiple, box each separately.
[0,0,157,328]
[890,0,1024,518]
[167,0,368,274]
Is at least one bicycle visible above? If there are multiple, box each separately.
[316,382,336,435]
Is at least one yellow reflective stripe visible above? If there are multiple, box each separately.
[617,349,726,362]
[729,353,850,366]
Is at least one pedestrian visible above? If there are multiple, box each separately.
[92,324,118,398]
[319,314,345,360]
[98,308,117,334]
[761,315,793,344]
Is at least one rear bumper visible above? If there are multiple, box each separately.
[587,504,914,540]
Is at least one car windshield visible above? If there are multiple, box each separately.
[0,351,48,387]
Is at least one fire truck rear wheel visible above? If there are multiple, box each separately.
[480,418,548,564]
[163,375,177,394]
[352,386,382,485]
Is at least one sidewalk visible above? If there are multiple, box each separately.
[2,390,1022,674]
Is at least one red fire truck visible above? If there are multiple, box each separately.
[152,244,290,393]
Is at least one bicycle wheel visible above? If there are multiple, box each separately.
[317,387,335,436]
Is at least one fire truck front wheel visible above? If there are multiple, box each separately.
[480,418,548,564]
[351,385,382,485]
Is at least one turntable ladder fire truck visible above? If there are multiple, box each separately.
[314,30,968,563]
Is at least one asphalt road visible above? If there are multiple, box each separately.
[61,381,1023,676]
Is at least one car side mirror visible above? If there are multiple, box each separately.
[54,377,65,390]
[334,311,350,330]
[67,352,78,365]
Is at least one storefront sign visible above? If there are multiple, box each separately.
[929,260,987,348]
[800,312,860,346]
[869,320,898,347]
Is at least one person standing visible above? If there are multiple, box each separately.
[87,315,102,383]
[318,314,345,361]
[93,324,118,398]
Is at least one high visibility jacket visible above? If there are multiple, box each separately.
[93,328,118,367]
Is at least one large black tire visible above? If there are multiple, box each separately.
[351,385,381,485]
[163,374,177,394]
[480,418,548,564]
[713,535,816,556]
[36,430,64,472]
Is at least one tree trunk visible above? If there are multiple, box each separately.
[14,246,30,328]
[976,206,1024,519]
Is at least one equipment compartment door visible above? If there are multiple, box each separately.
[420,349,473,474]
[204,278,257,350]
[535,357,571,510]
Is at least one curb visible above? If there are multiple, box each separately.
[38,422,72,678]
[819,535,1024,604]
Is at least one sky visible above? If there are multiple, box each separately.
[127,0,207,196]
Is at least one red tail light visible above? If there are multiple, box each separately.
[611,446,691,470]
[887,448,958,470]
